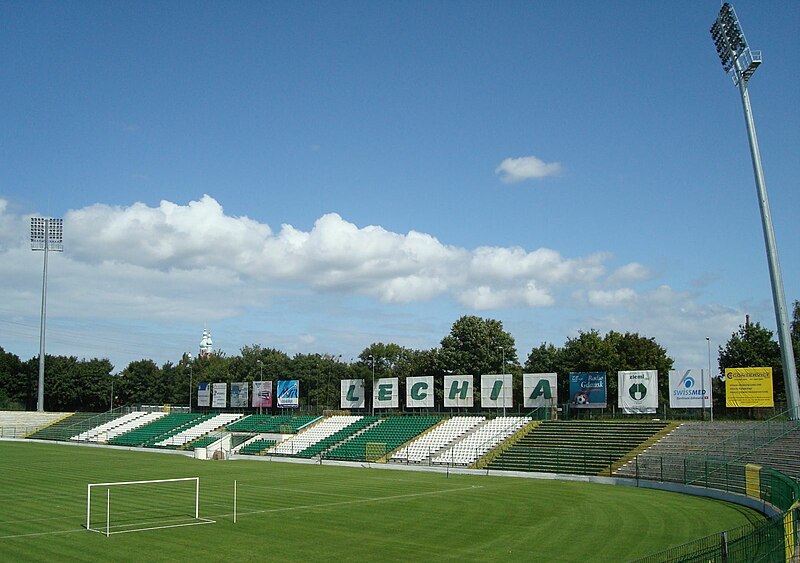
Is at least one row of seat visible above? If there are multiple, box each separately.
[72,411,166,442]
[108,413,207,447]
[489,420,669,475]
[268,415,363,455]
[432,416,531,466]
[392,416,485,463]
[295,416,379,458]
[155,413,243,447]
[325,416,442,461]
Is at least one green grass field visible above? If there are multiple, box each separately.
[0,440,764,562]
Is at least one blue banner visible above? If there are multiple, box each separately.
[569,372,607,408]
[277,380,299,408]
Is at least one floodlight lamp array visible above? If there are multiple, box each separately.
[710,3,755,83]
[30,217,64,251]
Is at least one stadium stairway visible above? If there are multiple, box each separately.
[296,416,379,458]
[24,412,104,441]
[487,420,669,476]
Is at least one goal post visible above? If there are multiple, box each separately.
[86,477,214,536]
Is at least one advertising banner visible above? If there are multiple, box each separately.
[725,367,774,407]
[443,375,473,408]
[523,373,557,408]
[669,369,711,409]
[618,370,658,414]
[569,372,607,408]
[197,382,211,407]
[277,380,300,408]
[481,374,513,408]
[212,383,227,408]
[252,380,273,408]
[341,379,365,409]
[406,376,434,408]
[230,382,249,408]
[374,377,399,409]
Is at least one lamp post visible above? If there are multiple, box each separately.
[710,4,800,418]
[706,337,714,422]
[257,359,263,415]
[31,217,63,412]
[188,364,193,413]
[498,346,506,416]
[369,354,375,416]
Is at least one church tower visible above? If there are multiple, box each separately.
[199,328,213,358]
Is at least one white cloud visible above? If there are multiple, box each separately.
[495,155,562,183]
[0,195,645,318]
[586,288,637,307]
[608,262,650,284]
[1,195,744,371]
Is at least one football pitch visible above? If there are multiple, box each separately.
[0,441,764,562]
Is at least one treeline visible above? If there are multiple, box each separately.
[1,306,798,413]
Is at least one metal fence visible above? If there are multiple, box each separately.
[632,504,798,563]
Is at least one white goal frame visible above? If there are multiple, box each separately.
[86,477,215,536]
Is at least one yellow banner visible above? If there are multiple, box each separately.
[725,367,774,408]
[745,464,761,498]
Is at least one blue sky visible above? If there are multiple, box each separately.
[1,1,798,373]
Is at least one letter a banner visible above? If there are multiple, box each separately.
[443,375,473,408]
[341,379,365,409]
[618,370,658,414]
[523,373,557,408]
[725,367,774,407]
[406,376,434,408]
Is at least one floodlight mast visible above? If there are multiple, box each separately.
[710,4,800,419]
[31,217,64,412]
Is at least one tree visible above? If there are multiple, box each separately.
[527,330,673,409]
[439,316,518,376]
[0,346,34,410]
[605,331,673,405]
[117,360,162,405]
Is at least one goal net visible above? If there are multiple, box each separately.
[86,477,215,536]
[365,442,387,462]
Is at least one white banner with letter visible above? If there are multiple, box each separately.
[443,375,473,407]
[523,373,557,408]
[341,379,365,409]
[373,377,399,409]
[481,374,513,408]
[406,376,434,408]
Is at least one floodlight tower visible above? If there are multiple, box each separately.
[710,4,800,418]
[31,217,64,412]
